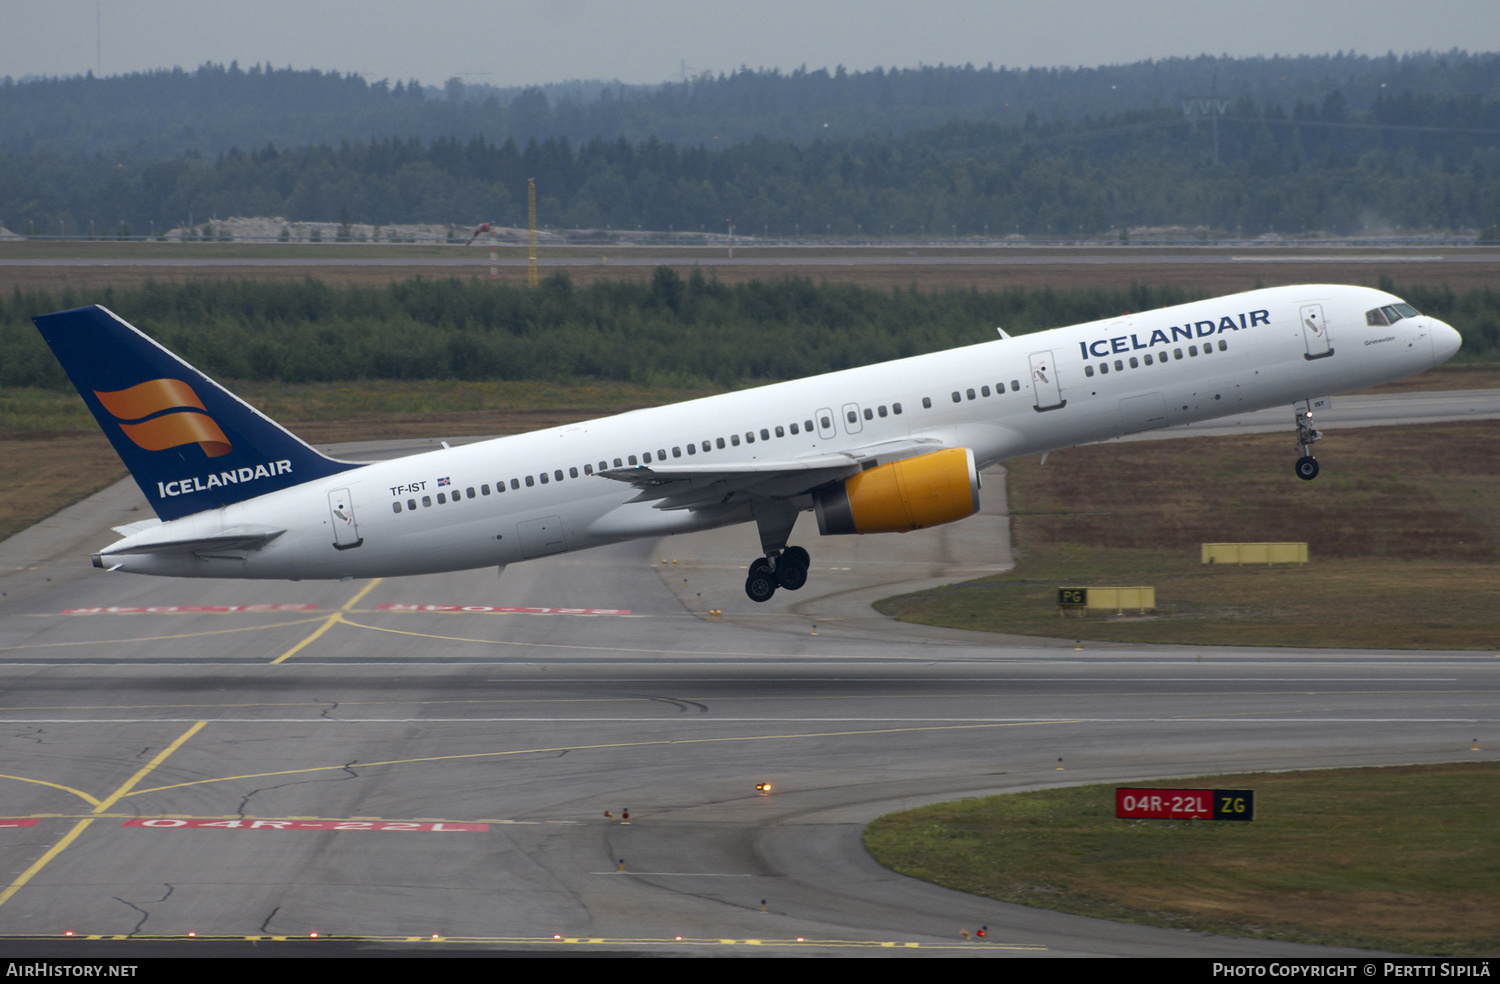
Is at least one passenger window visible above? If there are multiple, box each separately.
[643,452,652,463]
[745,432,754,444]
[393,502,402,514]
[847,410,858,423]
[731,434,741,446]
[789,422,799,435]
[775,425,784,437]
[1114,360,1123,371]
[966,388,975,400]
[1128,357,1138,368]
[437,493,446,504]
[893,403,902,414]
[804,419,814,431]
[862,409,872,420]
[1202,344,1211,355]
[951,392,961,403]
[1144,354,1153,365]
[525,476,534,487]
[1100,363,1109,374]
[716,438,725,449]
[510,479,520,490]
[1189,345,1198,356]
[1218,340,1227,351]
[629,455,638,465]
[407,499,416,510]
[583,465,592,476]
[658,448,666,459]
[760,429,769,440]
[820,416,831,429]
[467,487,476,498]
[540,473,549,484]
[570,467,579,478]
[672,447,681,458]
[980,386,990,397]
[877,405,887,417]
[686,444,696,455]
[553,470,563,481]
[922,397,932,409]
[614,458,623,467]
[482,484,491,495]
[1010,380,1020,391]
[422,495,432,507]
[1174,349,1183,360]
[702,441,712,452]
[1085,365,1095,377]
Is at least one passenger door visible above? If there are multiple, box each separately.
[1029,351,1065,411]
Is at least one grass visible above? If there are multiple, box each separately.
[863,763,1500,955]
[876,420,1500,649]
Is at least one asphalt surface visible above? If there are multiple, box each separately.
[0,392,1494,958]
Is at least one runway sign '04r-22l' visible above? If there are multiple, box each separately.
[32,285,1460,603]
[1116,788,1256,821]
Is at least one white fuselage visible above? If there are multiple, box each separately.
[99,284,1458,579]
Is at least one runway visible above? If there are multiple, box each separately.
[0,399,1495,956]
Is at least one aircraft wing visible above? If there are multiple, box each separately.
[595,436,946,509]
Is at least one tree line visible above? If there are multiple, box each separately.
[2,274,1494,394]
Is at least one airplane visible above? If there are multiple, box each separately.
[33,283,1461,602]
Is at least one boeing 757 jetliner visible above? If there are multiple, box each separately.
[34,284,1461,602]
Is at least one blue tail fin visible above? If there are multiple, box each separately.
[33,305,362,521]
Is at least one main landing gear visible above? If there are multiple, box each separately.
[1294,408,1323,481]
[745,546,810,603]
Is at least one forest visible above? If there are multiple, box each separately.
[4,52,1500,238]
[3,274,1495,392]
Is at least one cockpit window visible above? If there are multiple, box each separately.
[1368,303,1421,326]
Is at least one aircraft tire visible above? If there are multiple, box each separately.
[775,559,808,591]
[1295,456,1320,481]
[745,570,777,603]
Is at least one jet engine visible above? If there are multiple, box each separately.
[813,447,980,535]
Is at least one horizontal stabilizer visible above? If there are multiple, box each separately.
[97,525,286,556]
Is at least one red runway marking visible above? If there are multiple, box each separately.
[0,819,42,828]
[124,819,487,832]
[62,604,319,615]
[378,603,632,616]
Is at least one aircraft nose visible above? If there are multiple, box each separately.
[1430,320,1462,366]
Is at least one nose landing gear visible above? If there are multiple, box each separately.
[1294,408,1322,481]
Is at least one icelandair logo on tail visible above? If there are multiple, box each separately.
[95,378,295,500]
[94,378,232,457]
[156,460,293,499]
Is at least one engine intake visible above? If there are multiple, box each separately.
[814,447,980,535]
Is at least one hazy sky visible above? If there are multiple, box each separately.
[5,1,1499,88]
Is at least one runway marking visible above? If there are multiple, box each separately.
[0,720,204,910]
[0,615,330,652]
[271,578,383,664]
[0,774,101,808]
[59,604,318,615]
[0,819,41,827]
[378,604,634,616]
[0,932,1043,950]
[123,818,486,832]
[2,716,1491,725]
[124,719,1076,798]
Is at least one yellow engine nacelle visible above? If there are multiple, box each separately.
[813,447,981,535]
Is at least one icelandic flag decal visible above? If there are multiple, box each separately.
[437,476,451,486]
